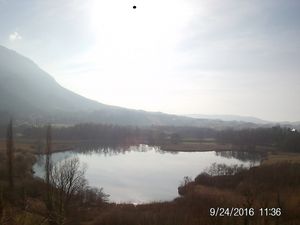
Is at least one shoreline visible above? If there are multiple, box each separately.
[2,138,299,165]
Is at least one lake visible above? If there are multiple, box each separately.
[33,144,261,204]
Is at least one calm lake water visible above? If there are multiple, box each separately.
[33,144,261,204]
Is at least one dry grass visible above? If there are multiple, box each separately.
[0,139,35,153]
[0,139,78,154]
[262,151,300,165]
[192,184,243,204]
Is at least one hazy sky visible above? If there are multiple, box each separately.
[1,0,300,121]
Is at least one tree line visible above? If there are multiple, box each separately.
[21,124,300,152]
[216,126,300,152]
[1,123,300,152]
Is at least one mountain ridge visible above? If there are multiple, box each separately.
[185,114,270,124]
[0,45,288,129]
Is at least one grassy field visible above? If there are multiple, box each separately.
[0,138,78,154]
[262,151,300,164]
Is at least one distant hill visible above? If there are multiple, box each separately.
[186,114,300,130]
[185,114,270,124]
[0,45,271,129]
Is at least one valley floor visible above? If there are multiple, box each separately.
[1,138,300,225]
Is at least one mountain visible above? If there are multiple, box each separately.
[0,45,106,114]
[185,114,270,124]
[0,45,270,128]
[0,45,199,126]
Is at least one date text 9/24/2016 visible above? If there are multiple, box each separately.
[209,208,282,217]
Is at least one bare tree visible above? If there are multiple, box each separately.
[50,157,87,225]
[45,125,55,225]
[6,119,14,199]
[0,186,3,223]
[45,125,52,190]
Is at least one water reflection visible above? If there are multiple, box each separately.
[74,143,159,156]
[215,151,265,165]
[33,144,262,203]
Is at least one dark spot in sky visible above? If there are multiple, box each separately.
[133,5,136,9]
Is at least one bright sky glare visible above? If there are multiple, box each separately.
[0,0,300,121]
